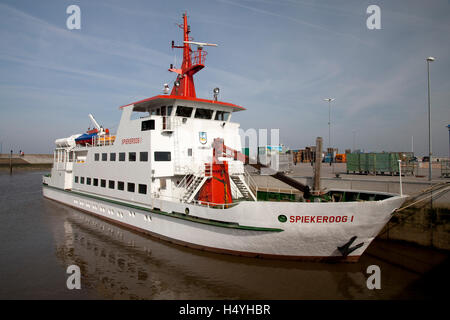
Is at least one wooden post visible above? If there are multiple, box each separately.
[313,137,323,194]
[9,149,12,175]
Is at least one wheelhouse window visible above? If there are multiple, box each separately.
[101,179,106,188]
[175,106,193,117]
[154,152,171,161]
[102,153,107,161]
[118,181,124,191]
[80,177,85,184]
[150,108,161,115]
[129,152,136,161]
[109,180,115,189]
[194,108,213,119]
[140,152,148,161]
[94,153,99,161]
[141,119,155,131]
[119,152,126,161]
[127,183,135,192]
[74,176,79,183]
[93,178,98,186]
[138,184,147,194]
[110,153,116,161]
[87,178,91,185]
[215,111,230,121]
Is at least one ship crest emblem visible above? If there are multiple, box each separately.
[199,132,207,144]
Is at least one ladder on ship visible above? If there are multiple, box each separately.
[181,175,208,203]
[230,175,257,201]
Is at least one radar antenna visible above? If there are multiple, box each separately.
[168,13,217,98]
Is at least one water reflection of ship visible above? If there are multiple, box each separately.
[50,201,376,299]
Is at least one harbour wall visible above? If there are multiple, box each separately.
[0,153,53,170]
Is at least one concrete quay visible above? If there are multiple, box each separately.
[249,163,450,208]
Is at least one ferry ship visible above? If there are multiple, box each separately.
[43,13,406,262]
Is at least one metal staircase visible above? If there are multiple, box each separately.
[230,175,257,201]
[181,175,208,203]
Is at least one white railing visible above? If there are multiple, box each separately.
[190,199,240,209]
[92,134,116,147]
[54,161,75,171]
[177,163,211,190]
[243,168,258,196]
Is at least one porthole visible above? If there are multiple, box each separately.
[278,215,287,223]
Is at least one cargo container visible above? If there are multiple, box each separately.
[335,153,346,163]
[346,153,360,173]
[346,152,415,175]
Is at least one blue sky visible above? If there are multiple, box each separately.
[0,0,449,156]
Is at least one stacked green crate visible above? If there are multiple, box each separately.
[390,152,400,174]
[375,153,390,174]
[359,153,370,173]
[367,153,376,174]
[346,153,360,173]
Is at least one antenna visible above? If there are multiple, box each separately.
[168,13,217,98]
[183,41,218,48]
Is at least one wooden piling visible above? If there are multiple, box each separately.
[9,150,12,175]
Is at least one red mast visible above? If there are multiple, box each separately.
[169,13,216,98]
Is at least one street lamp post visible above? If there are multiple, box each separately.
[324,98,335,157]
[426,57,435,181]
[324,98,335,174]
[447,124,450,161]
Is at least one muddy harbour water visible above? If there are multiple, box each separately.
[0,170,448,300]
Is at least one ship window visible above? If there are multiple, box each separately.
[109,180,115,189]
[87,178,91,185]
[188,148,192,156]
[80,177,85,184]
[151,108,161,115]
[110,153,116,161]
[74,176,79,183]
[167,106,173,116]
[140,152,148,162]
[119,152,126,161]
[129,152,136,161]
[175,106,193,117]
[141,119,155,131]
[138,184,147,194]
[127,183,135,192]
[118,181,124,191]
[101,179,106,188]
[194,108,213,119]
[215,111,230,121]
[94,153,99,161]
[93,178,98,186]
[154,152,171,161]
[102,153,107,161]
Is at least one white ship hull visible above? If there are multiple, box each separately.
[43,184,406,262]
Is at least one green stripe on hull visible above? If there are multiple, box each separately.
[43,184,283,233]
